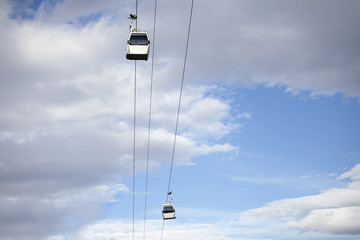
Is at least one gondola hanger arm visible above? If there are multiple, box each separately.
[128,14,138,32]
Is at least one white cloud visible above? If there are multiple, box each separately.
[287,206,360,235]
[237,163,360,236]
[66,219,270,240]
[338,164,360,181]
[180,97,234,139]
[237,112,252,119]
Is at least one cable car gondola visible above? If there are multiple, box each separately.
[162,203,176,220]
[126,14,150,61]
[126,31,150,61]
[162,192,176,220]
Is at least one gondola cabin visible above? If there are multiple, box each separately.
[162,203,176,220]
[126,31,150,61]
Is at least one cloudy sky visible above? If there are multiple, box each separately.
[0,0,360,239]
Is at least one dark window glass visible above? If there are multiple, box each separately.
[129,34,148,45]
[163,206,175,213]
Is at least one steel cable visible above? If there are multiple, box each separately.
[160,0,195,239]
[143,0,158,239]
[132,1,138,239]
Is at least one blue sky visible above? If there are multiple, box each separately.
[0,0,360,240]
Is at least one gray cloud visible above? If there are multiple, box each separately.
[142,0,360,97]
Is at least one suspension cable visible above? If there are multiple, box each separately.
[161,0,195,239]
[132,61,137,240]
[166,0,195,201]
[143,0,158,239]
[136,0,138,29]
[132,0,138,239]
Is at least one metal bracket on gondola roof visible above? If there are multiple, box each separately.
[167,191,173,204]
[128,14,138,32]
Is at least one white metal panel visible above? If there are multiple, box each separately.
[128,45,149,55]
[162,211,176,220]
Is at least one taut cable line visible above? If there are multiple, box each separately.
[143,0,158,239]
[166,0,195,202]
[132,1,138,240]
[160,0,195,239]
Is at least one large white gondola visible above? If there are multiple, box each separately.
[162,192,176,220]
[126,14,150,61]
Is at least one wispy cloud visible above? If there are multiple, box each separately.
[237,163,360,235]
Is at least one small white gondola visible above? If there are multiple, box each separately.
[126,14,150,61]
[162,203,176,220]
[126,31,150,61]
[162,192,176,220]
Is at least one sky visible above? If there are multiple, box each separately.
[0,0,360,239]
